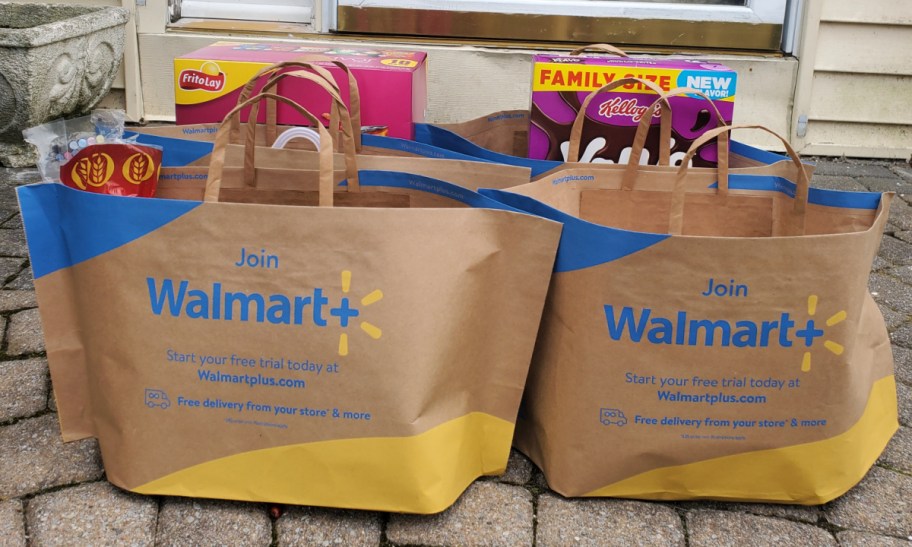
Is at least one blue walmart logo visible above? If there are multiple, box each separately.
[604,295,845,372]
[147,270,382,357]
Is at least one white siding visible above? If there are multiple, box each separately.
[794,0,912,157]
[821,0,912,25]
[802,122,911,158]
[808,73,912,125]
[815,23,912,75]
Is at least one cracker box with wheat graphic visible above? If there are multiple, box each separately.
[60,143,162,197]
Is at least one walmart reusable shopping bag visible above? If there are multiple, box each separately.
[17,94,562,513]
[480,124,897,504]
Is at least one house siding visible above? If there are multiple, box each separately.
[795,0,911,157]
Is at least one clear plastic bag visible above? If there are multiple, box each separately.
[23,110,162,197]
[23,110,127,182]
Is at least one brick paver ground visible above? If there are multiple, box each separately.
[2,157,911,545]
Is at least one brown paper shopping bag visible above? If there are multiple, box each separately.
[480,124,897,504]
[17,93,562,513]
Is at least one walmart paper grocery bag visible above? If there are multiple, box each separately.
[482,125,897,504]
[16,96,562,514]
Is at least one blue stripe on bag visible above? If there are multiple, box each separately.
[124,131,214,167]
[725,175,882,209]
[16,183,201,279]
[361,134,498,163]
[480,189,668,273]
[416,124,802,179]
[345,171,523,212]
[729,141,797,166]
[125,132,496,167]
[414,124,562,177]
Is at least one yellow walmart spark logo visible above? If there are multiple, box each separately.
[336,270,383,357]
[799,295,845,372]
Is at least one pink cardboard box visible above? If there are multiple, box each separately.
[530,54,736,166]
[174,42,428,139]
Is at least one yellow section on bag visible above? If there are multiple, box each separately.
[583,375,898,504]
[132,412,513,513]
[174,60,272,105]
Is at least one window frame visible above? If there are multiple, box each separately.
[327,0,792,52]
[174,0,314,24]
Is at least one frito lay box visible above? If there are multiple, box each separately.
[175,42,427,139]
[530,54,736,166]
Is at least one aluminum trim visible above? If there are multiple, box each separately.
[335,6,783,51]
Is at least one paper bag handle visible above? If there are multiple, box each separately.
[256,65,354,154]
[669,124,809,236]
[621,86,728,192]
[259,61,364,152]
[258,62,342,146]
[233,61,338,145]
[256,67,343,151]
[567,77,670,164]
[206,93,335,207]
[326,61,363,152]
[569,44,629,57]
[246,70,360,191]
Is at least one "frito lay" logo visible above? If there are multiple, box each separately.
[61,144,162,197]
[179,61,226,92]
[604,279,846,372]
[147,269,383,357]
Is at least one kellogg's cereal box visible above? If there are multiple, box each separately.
[530,54,736,166]
[175,42,427,139]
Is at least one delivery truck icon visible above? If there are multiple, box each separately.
[145,389,171,409]
[600,408,627,426]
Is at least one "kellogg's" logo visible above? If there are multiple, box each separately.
[179,62,225,92]
[598,97,662,122]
